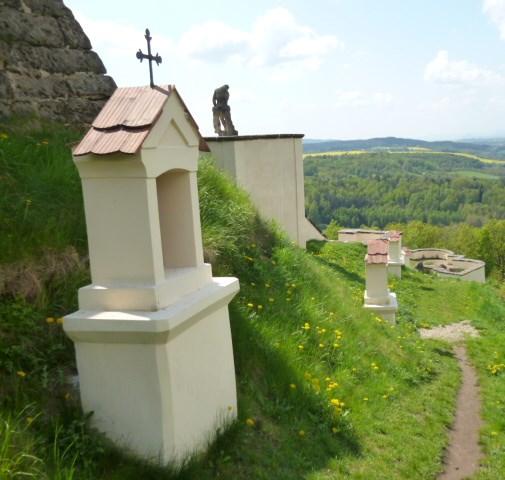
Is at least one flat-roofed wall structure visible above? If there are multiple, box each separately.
[338,229,388,244]
[405,248,486,283]
[205,134,325,247]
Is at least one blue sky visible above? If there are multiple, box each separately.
[65,0,505,140]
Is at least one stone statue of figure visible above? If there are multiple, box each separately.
[212,84,238,136]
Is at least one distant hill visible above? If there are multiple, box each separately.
[460,137,505,145]
[303,136,505,159]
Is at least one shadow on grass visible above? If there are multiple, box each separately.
[90,309,361,480]
[306,240,365,285]
[312,254,365,286]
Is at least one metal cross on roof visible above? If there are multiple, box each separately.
[136,28,162,88]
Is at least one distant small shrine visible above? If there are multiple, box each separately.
[363,239,398,323]
[387,231,403,278]
[65,84,240,464]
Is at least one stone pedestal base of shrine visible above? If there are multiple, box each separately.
[388,261,403,278]
[64,277,239,465]
[363,291,398,323]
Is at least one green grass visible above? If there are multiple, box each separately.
[0,124,85,264]
[0,124,504,478]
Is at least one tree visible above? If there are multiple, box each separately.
[324,220,341,240]
[481,220,505,280]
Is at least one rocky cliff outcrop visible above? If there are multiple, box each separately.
[0,0,116,125]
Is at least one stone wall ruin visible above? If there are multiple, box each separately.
[0,0,116,125]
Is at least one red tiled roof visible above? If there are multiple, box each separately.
[367,239,389,264]
[389,231,402,241]
[74,127,151,156]
[73,85,205,156]
[92,85,172,129]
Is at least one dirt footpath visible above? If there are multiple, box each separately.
[419,321,482,480]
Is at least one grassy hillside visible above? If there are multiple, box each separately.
[0,124,504,479]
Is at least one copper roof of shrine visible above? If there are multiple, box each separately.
[366,239,389,264]
[73,85,205,156]
[388,231,402,241]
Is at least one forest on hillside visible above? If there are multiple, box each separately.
[304,151,505,228]
[303,137,505,159]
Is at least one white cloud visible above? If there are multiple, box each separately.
[72,12,174,59]
[424,50,502,86]
[335,90,393,108]
[249,8,341,67]
[178,21,249,62]
[179,7,341,69]
[484,0,505,39]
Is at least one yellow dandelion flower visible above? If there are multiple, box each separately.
[16,371,26,378]
[265,283,271,288]
[0,132,8,140]
[245,418,255,427]
[298,345,304,351]
[269,297,274,302]
[298,430,305,437]
[56,317,64,325]
[319,343,325,348]
[290,383,297,390]
[247,303,254,308]
[302,322,310,331]
[46,317,55,324]
[258,305,263,310]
